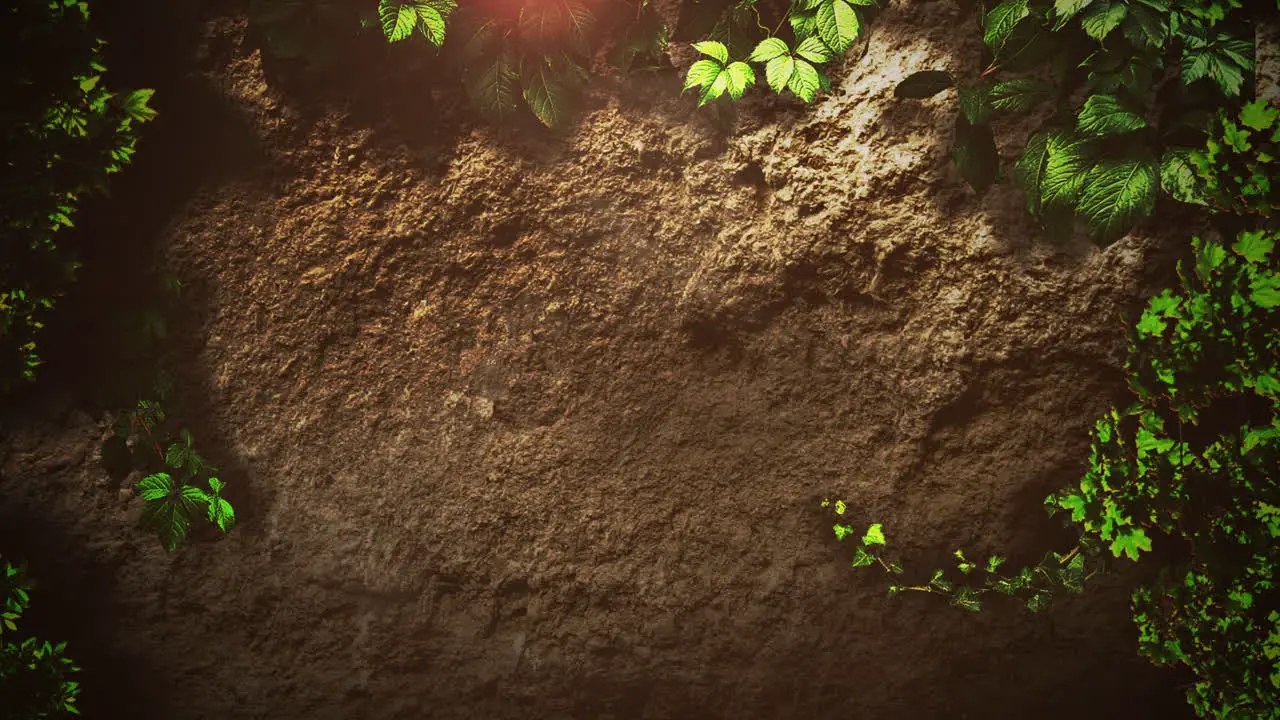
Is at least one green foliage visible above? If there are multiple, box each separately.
[1048,231,1280,718]
[378,0,456,46]
[1,0,156,389]
[1168,100,1280,215]
[832,229,1280,718]
[893,0,1265,243]
[681,0,877,107]
[105,401,236,551]
[822,500,1102,612]
[0,558,80,718]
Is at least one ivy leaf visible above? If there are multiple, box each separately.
[685,59,722,90]
[1080,1,1125,41]
[895,70,954,99]
[1160,148,1206,205]
[816,0,862,54]
[788,58,822,103]
[984,0,1031,56]
[989,79,1051,113]
[862,523,886,546]
[953,115,999,195]
[1076,94,1146,136]
[1196,241,1226,281]
[1109,527,1152,561]
[1052,0,1095,30]
[795,36,834,64]
[958,85,993,125]
[766,55,796,93]
[1077,152,1158,244]
[851,546,875,567]
[1251,272,1280,308]
[1233,231,1275,263]
[1239,100,1279,131]
[692,40,729,64]
[749,37,789,62]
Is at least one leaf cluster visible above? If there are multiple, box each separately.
[1046,231,1280,718]
[683,0,878,106]
[1166,100,1280,216]
[895,0,1266,243]
[103,400,236,552]
[0,558,80,718]
[1,0,156,389]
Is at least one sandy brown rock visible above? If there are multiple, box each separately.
[1,3,1198,719]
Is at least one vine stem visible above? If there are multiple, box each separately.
[134,415,165,463]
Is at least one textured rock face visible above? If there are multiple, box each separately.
[1,3,1196,719]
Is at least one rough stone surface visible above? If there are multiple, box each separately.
[0,3,1200,719]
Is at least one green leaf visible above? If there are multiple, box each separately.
[984,0,1031,55]
[164,443,187,470]
[1160,148,1206,205]
[851,546,875,567]
[1015,128,1056,214]
[522,58,571,128]
[795,36,834,64]
[895,70,954,99]
[135,472,175,502]
[1080,1,1125,40]
[1076,94,1146,136]
[415,4,446,46]
[119,89,157,123]
[1041,136,1093,211]
[749,37,789,62]
[1251,272,1280,308]
[788,59,822,102]
[1052,0,1095,29]
[1196,241,1227,280]
[692,40,729,64]
[699,70,730,106]
[469,51,520,118]
[1123,4,1167,49]
[791,10,818,41]
[766,55,796,93]
[685,59,723,90]
[724,61,755,100]
[958,85,993,125]
[816,0,862,54]
[989,79,1051,113]
[1109,527,1152,560]
[1077,153,1158,243]
[953,115,999,195]
[380,1,418,42]
[1233,230,1275,263]
[862,523,886,546]
[1239,100,1279,131]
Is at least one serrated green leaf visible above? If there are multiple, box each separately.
[119,89,157,123]
[795,36,834,63]
[415,4,446,46]
[685,59,724,90]
[699,70,729,106]
[1078,153,1158,243]
[989,79,1051,113]
[1239,100,1279,131]
[724,61,755,99]
[816,0,861,54]
[1233,230,1275,263]
[1080,2,1126,41]
[958,85,993,125]
[749,37,789,62]
[1076,94,1146,136]
[791,10,818,41]
[851,546,875,567]
[1196,241,1227,279]
[1015,127,1058,214]
[788,58,822,102]
[469,51,519,118]
[1123,4,1167,49]
[1251,272,1280,308]
[692,40,729,64]
[522,58,571,128]
[984,0,1030,55]
[895,70,954,99]
[1052,0,1095,30]
[766,55,796,93]
[380,1,417,42]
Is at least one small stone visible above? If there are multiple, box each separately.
[472,398,494,419]
[118,487,134,503]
